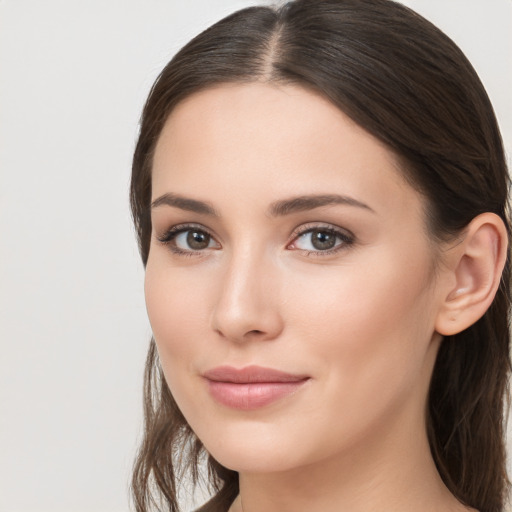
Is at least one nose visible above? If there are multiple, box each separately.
[210,247,284,343]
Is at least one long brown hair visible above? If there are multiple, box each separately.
[130,1,511,511]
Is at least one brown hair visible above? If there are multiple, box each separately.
[130,1,511,511]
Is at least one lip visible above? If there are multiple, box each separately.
[202,365,310,410]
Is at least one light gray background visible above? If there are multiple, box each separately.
[1,1,511,511]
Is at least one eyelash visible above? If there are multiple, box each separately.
[156,222,355,258]
[289,223,355,257]
[157,223,215,258]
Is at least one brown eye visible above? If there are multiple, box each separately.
[290,226,354,254]
[310,230,337,250]
[158,225,220,253]
[185,230,211,250]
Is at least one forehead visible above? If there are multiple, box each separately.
[151,82,422,222]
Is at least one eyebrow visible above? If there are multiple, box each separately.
[150,192,374,217]
[268,194,375,216]
[151,193,219,216]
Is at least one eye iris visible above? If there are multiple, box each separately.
[186,230,210,250]
[311,230,336,250]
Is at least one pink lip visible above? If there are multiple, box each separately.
[202,365,310,410]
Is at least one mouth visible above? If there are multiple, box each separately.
[202,365,310,410]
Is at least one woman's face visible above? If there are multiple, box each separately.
[145,83,447,473]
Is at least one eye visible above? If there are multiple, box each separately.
[157,224,220,254]
[288,225,354,254]
[176,229,216,250]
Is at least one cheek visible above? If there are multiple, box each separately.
[288,253,431,330]
[284,250,436,393]
[144,255,209,367]
[270,254,436,457]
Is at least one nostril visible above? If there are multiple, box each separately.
[243,329,275,341]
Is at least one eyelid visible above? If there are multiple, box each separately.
[157,223,221,256]
[287,222,355,255]
[157,222,211,242]
[156,221,355,257]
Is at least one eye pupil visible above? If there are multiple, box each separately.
[187,230,210,250]
[311,230,336,250]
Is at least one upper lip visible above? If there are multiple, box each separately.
[202,365,310,384]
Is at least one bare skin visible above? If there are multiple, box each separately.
[147,83,503,512]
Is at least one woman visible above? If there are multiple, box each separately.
[130,1,510,511]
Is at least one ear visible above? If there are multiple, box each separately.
[435,212,508,336]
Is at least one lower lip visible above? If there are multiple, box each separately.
[206,380,309,410]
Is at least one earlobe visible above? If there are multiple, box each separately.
[435,213,508,336]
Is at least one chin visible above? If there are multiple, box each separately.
[193,417,321,474]
[206,443,300,474]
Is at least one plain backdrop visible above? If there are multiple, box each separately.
[1,1,510,511]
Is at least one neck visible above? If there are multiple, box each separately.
[234,401,470,512]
